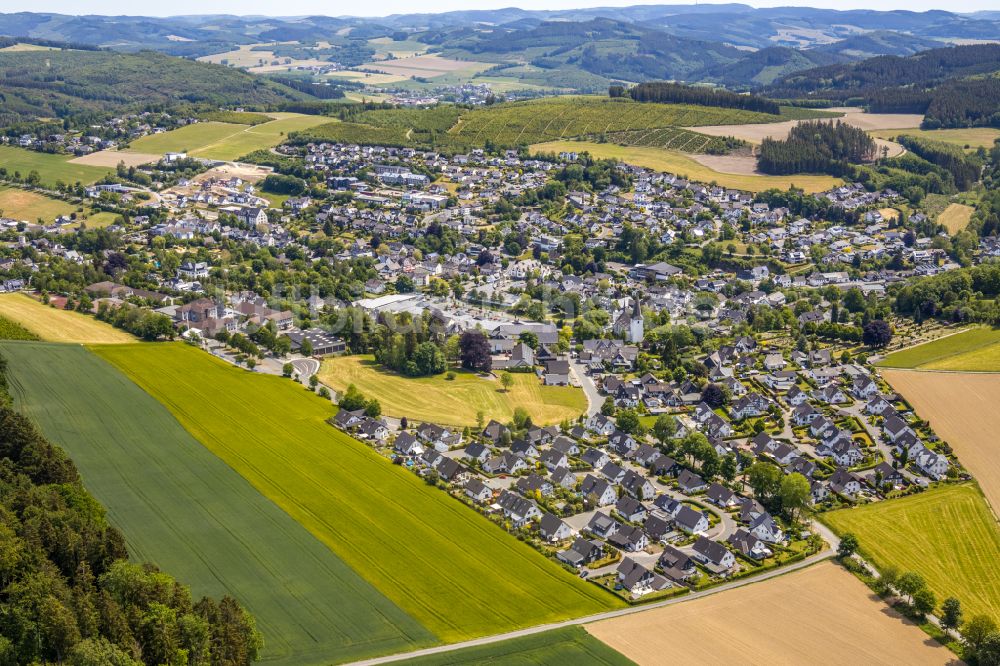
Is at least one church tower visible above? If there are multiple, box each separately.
[628,297,644,344]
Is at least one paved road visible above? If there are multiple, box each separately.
[570,358,602,418]
[291,357,320,379]
[345,525,838,666]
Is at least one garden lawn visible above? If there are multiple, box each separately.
[400,627,635,665]
[126,115,331,161]
[319,354,587,426]
[530,141,841,194]
[95,343,618,642]
[876,327,1000,371]
[0,145,112,187]
[1,341,432,665]
[822,483,1000,623]
[0,293,134,344]
[0,185,75,221]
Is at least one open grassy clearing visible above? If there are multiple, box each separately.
[531,141,841,193]
[876,326,1000,370]
[401,627,634,665]
[0,42,58,51]
[365,54,491,79]
[68,149,161,167]
[823,483,1000,624]
[319,354,587,426]
[586,560,953,665]
[0,293,134,343]
[870,127,1000,151]
[1,341,432,665]
[882,369,1000,517]
[127,115,331,161]
[95,343,618,642]
[937,203,975,234]
[0,145,112,187]
[368,37,429,59]
[0,185,74,221]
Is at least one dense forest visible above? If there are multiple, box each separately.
[895,136,983,190]
[619,81,780,114]
[766,44,1000,128]
[758,120,877,176]
[0,50,309,127]
[0,353,262,664]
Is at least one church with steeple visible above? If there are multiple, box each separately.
[628,296,644,344]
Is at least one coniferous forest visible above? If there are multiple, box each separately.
[757,120,877,176]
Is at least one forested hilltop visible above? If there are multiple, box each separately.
[0,352,262,664]
[0,49,309,127]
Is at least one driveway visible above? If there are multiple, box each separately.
[291,357,320,379]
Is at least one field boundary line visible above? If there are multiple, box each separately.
[344,546,834,665]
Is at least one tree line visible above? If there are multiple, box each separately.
[617,81,780,115]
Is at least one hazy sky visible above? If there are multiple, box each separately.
[1,0,996,17]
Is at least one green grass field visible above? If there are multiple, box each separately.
[127,114,332,161]
[870,127,1000,151]
[877,327,1000,371]
[95,343,619,642]
[823,483,1000,622]
[0,145,112,187]
[400,627,635,665]
[320,355,587,426]
[1,341,432,665]
[531,140,841,194]
[0,185,75,221]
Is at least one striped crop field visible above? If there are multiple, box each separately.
[94,342,620,642]
[0,341,433,665]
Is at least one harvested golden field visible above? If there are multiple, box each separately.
[69,150,160,167]
[0,293,134,344]
[938,203,975,234]
[0,186,74,221]
[586,561,955,666]
[870,127,1000,151]
[531,141,841,193]
[690,108,920,143]
[882,369,1000,513]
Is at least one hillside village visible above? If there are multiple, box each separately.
[0,130,979,604]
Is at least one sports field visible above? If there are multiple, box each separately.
[0,145,112,187]
[586,561,953,665]
[0,185,74,221]
[881,369,1000,516]
[0,293,134,343]
[402,627,634,665]
[96,343,618,641]
[823,483,1000,623]
[531,141,841,193]
[877,327,1000,370]
[1,341,432,665]
[319,355,588,426]
[126,114,331,161]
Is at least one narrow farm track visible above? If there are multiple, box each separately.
[0,341,433,665]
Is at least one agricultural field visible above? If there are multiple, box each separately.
[364,53,491,80]
[876,326,1000,370]
[368,36,429,59]
[596,127,738,154]
[823,483,1000,623]
[586,561,953,665]
[1,341,433,665]
[531,141,842,194]
[0,145,113,187]
[126,114,331,161]
[0,293,134,343]
[402,627,634,665]
[68,149,160,167]
[881,369,1000,514]
[0,315,38,340]
[319,354,588,426]
[691,107,918,144]
[937,203,975,234]
[870,127,1000,151]
[0,185,74,221]
[95,343,619,642]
